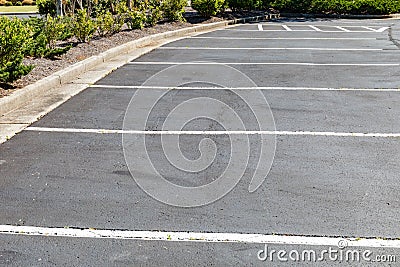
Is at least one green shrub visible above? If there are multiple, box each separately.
[96,10,115,36]
[269,0,400,14]
[36,0,56,16]
[72,9,96,42]
[14,1,22,5]
[227,0,264,11]
[113,1,129,31]
[127,9,146,29]
[0,17,34,83]
[4,1,13,6]
[25,16,72,58]
[162,0,187,21]
[147,0,163,26]
[192,0,225,17]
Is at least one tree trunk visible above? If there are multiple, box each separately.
[56,0,64,16]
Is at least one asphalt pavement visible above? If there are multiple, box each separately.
[1,18,400,266]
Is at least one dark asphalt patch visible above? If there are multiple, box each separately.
[98,63,400,89]
[197,29,387,39]
[163,38,397,49]
[133,49,400,64]
[33,88,400,133]
[1,131,400,237]
[1,234,399,266]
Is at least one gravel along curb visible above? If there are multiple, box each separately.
[280,12,400,19]
[0,15,271,143]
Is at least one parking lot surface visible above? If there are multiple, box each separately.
[1,19,400,266]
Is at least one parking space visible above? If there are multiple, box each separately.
[1,19,400,265]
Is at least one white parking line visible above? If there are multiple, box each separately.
[1,225,400,248]
[225,29,385,33]
[191,37,377,40]
[282,25,292,31]
[335,26,351,32]
[25,127,400,138]
[362,26,378,32]
[91,85,400,92]
[159,47,383,51]
[258,24,263,31]
[127,62,400,66]
[308,25,322,31]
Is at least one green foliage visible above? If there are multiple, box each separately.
[36,0,56,16]
[72,9,96,42]
[126,9,146,29]
[269,0,400,15]
[96,10,115,36]
[162,0,187,21]
[227,0,264,11]
[192,0,225,17]
[0,17,34,83]
[25,16,72,58]
[147,0,163,26]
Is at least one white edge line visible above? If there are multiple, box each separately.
[90,85,400,92]
[127,62,400,66]
[258,24,263,31]
[159,47,383,51]
[190,37,377,40]
[25,127,400,138]
[223,29,380,33]
[1,225,400,248]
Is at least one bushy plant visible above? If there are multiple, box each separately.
[0,17,34,83]
[192,0,225,17]
[113,1,129,31]
[269,0,400,14]
[147,0,163,26]
[162,0,187,21]
[127,9,146,29]
[36,0,56,16]
[227,0,264,11]
[96,10,115,36]
[72,9,96,42]
[25,16,72,58]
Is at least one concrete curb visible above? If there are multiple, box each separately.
[280,12,400,19]
[0,15,271,117]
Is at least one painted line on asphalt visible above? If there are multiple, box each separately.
[159,47,383,51]
[223,29,383,33]
[91,85,400,92]
[127,62,400,66]
[257,24,263,31]
[1,225,400,248]
[308,25,322,32]
[282,25,292,31]
[190,37,377,40]
[335,26,351,32]
[25,127,400,138]
[362,26,379,32]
